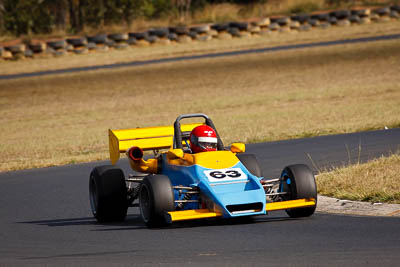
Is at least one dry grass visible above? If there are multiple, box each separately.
[0,37,399,172]
[1,19,400,76]
[316,153,400,203]
[191,0,326,23]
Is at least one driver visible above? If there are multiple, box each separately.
[189,125,218,153]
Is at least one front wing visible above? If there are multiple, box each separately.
[165,198,316,223]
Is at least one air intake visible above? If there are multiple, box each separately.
[226,202,263,214]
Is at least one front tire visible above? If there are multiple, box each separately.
[280,164,317,218]
[139,175,175,227]
[236,153,263,177]
[89,165,128,222]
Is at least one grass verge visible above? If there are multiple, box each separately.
[316,153,400,204]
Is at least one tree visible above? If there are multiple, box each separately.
[2,0,54,36]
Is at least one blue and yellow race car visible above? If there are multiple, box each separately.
[89,113,317,227]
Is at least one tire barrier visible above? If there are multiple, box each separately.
[170,26,189,35]
[87,34,108,44]
[28,41,46,53]
[1,5,399,61]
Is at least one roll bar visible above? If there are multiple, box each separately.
[173,113,224,150]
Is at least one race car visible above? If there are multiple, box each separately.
[89,113,317,227]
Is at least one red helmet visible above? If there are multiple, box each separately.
[190,125,218,153]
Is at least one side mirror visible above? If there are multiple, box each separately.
[230,143,245,153]
[167,148,184,160]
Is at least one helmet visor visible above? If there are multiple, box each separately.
[198,142,218,150]
[197,136,218,151]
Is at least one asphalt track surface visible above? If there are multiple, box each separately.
[1,128,400,266]
[1,33,400,80]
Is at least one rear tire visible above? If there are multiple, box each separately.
[89,165,128,222]
[139,175,175,227]
[280,164,317,218]
[236,154,263,177]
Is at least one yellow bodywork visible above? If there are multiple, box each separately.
[128,149,241,173]
[167,151,240,169]
[265,198,316,211]
[109,123,203,165]
[230,143,246,153]
[166,209,223,222]
[166,198,316,222]
[109,122,242,173]
[128,157,159,173]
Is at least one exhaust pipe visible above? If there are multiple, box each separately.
[128,146,143,162]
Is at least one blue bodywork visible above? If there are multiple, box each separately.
[161,156,267,218]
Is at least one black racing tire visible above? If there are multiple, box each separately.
[211,23,229,32]
[228,22,249,31]
[47,40,67,50]
[190,25,210,34]
[351,9,370,17]
[276,17,290,26]
[168,33,178,42]
[148,27,169,38]
[127,37,137,45]
[308,19,319,27]
[87,34,108,44]
[129,31,149,40]
[104,39,115,47]
[373,7,390,16]
[349,15,361,23]
[280,164,317,218]
[329,17,337,25]
[392,5,400,12]
[330,10,351,20]
[187,31,197,39]
[5,44,26,53]
[236,154,263,178]
[145,35,158,44]
[311,13,329,22]
[28,42,46,53]
[66,37,87,47]
[268,23,280,31]
[228,27,240,37]
[139,175,174,227]
[89,165,128,222]
[291,14,310,24]
[87,42,97,50]
[169,26,189,35]
[108,33,129,42]
[24,49,34,58]
[391,10,400,18]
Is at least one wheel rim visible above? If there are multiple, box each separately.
[89,176,98,216]
[139,185,151,223]
[280,171,292,201]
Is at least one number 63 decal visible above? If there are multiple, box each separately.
[204,168,247,182]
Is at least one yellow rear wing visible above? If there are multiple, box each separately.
[109,123,202,164]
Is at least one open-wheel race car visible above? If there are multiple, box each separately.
[89,113,317,227]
